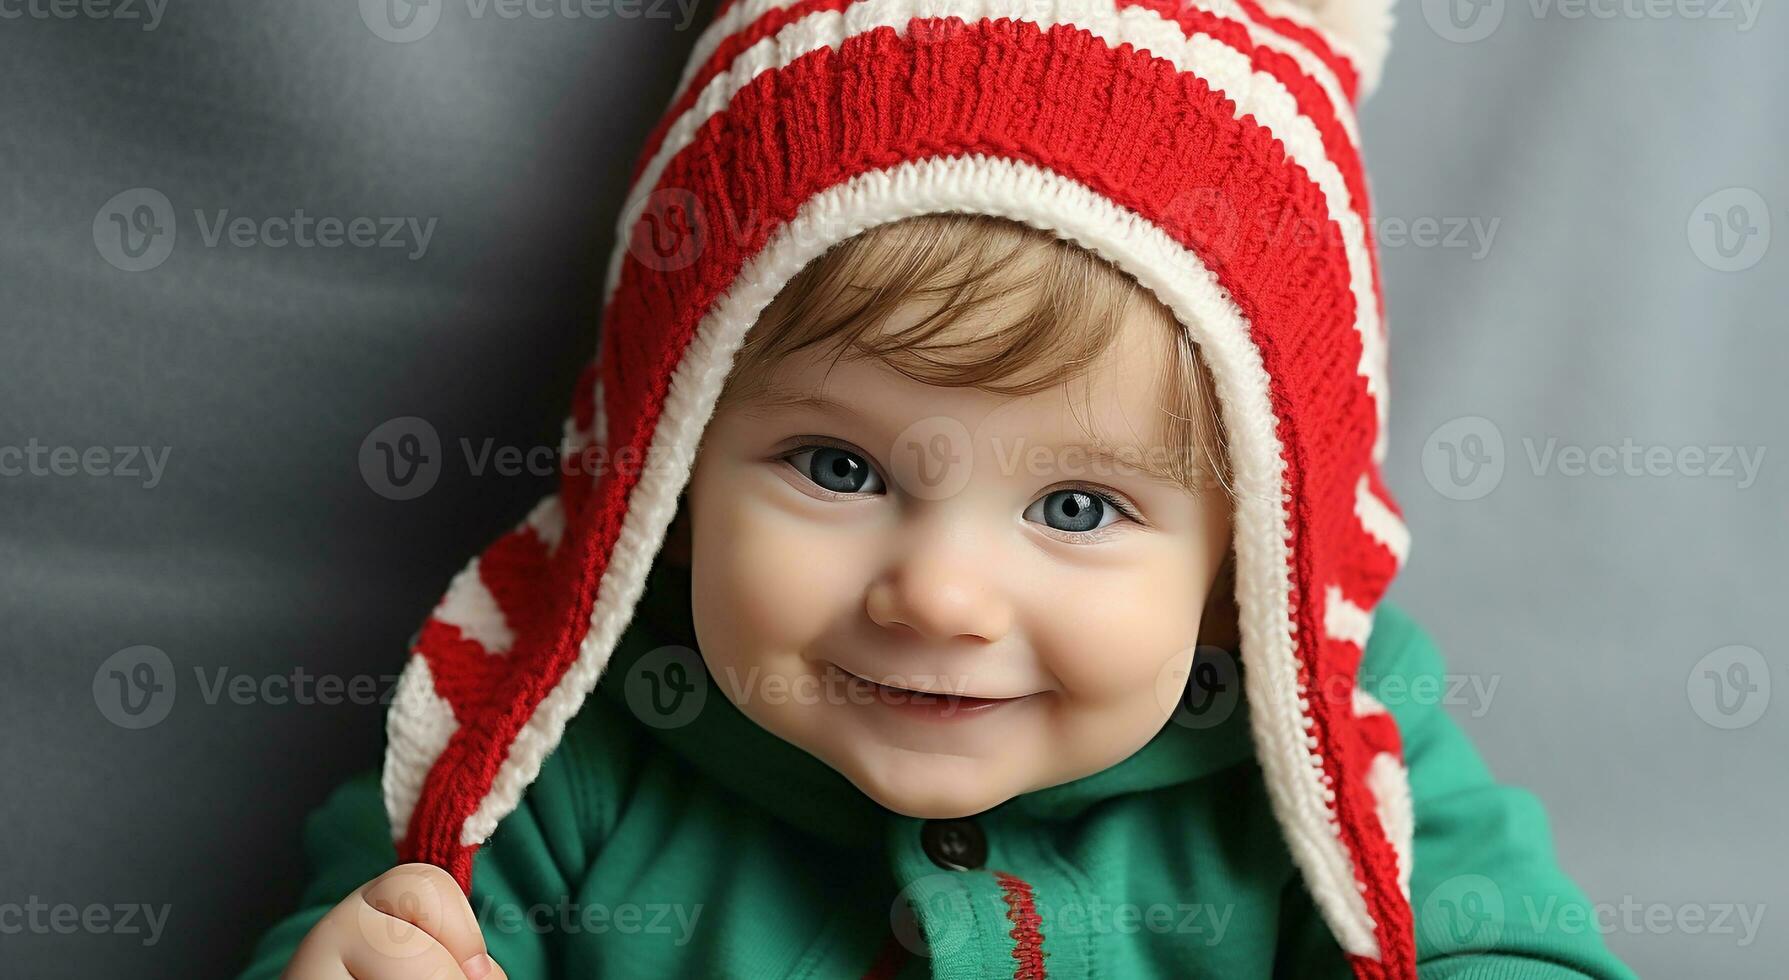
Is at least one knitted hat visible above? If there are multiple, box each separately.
[382,0,1414,975]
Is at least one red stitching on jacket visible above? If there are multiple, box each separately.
[993,871,1046,979]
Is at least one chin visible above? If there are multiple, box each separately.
[873,793,1001,821]
[840,748,1015,819]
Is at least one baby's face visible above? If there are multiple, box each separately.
[684,303,1232,820]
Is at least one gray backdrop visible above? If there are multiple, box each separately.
[2,1,1782,977]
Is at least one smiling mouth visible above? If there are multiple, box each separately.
[824,662,1036,708]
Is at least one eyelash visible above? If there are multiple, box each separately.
[774,439,1145,528]
[775,438,883,500]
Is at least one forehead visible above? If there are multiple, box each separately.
[732,296,1188,460]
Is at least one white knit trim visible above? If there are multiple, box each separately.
[561,375,605,456]
[1324,584,1374,649]
[382,656,460,842]
[561,417,589,459]
[1200,0,1364,147]
[590,375,607,452]
[460,154,1381,956]
[1257,0,1361,59]
[1353,686,1387,718]
[1366,750,1414,900]
[1267,0,1395,97]
[524,495,567,555]
[606,0,1386,467]
[436,558,514,655]
[1354,474,1409,565]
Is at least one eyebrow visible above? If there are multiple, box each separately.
[735,386,866,423]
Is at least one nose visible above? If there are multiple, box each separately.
[865,524,1014,644]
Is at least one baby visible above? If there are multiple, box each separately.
[245,1,1637,978]
[681,213,1237,823]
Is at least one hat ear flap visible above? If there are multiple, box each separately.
[1279,0,1397,97]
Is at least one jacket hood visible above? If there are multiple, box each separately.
[380,0,1417,975]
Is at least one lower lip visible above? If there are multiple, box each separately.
[826,663,1034,722]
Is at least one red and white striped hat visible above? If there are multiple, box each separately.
[383,0,1415,974]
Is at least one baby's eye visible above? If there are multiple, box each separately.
[1023,489,1129,534]
[784,445,885,495]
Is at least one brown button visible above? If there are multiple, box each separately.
[921,819,987,871]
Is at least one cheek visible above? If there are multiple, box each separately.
[688,464,869,663]
[1036,549,1205,700]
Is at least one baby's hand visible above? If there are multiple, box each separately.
[281,863,505,979]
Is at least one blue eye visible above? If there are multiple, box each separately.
[1024,489,1124,534]
[786,446,885,495]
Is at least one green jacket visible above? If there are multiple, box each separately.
[241,561,1636,978]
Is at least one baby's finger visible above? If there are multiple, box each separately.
[459,952,509,980]
[341,926,468,980]
[357,863,489,967]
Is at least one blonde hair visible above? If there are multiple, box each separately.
[718,213,1232,498]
